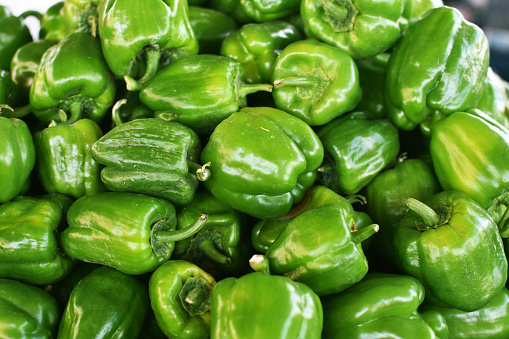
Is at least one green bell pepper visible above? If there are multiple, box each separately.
[384,6,490,130]
[33,118,106,199]
[39,2,68,42]
[476,68,509,128]
[209,0,301,24]
[0,69,25,111]
[91,118,202,205]
[62,0,100,36]
[149,260,217,339]
[321,273,436,338]
[402,0,443,25]
[220,20,302,84]
[139,54,273,134]
[61,191,208,275]
[199,106,324,219]
[0,116,35,203]
[393,191,508,312]
[271,38,362,126]
[110,83,154,127]
[211,271,323,338]
[317,111,400,195]
[98,0,198,90]
[0,278,60,339]
[354,53,389,119]
[189,6,237,55]
[0,5,33,70]
[253,185,378,296]
[57,266,149,339]
[0,196,74,285]
[421,287,509,339]
[29,32,116,125]
[300,0,406,59]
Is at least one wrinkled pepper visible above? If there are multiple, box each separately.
[139,54,273,134]
[393,191,508,311]
[211,271,323,339]
[199,106,324,219]
[61,191,208,275]
[149,260,217,339]
[0,196,74,285]
[57,266,149,339]
[321,273,436,338]
[0,5,33,70]
[0,278,60,339]
[272,38,362,126]
[91,118,202,205]
[29,32,116,124]
[209,0,301,24]
[189,6,237,55]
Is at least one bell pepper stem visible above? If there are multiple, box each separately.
[179,275,214,317]
[20,10,43,21]
[322,0,359,32]
[238,83,273,98]
[346,194,367,206]
[488,191,509,238]
[274,76,320,88]
[199,239,231,265]
[323,0,349,22]
[111,99,127,126]
[0,104,31,119]
[196,162,212,181]
[351,223,379,244]
[124,45,162,91]
[249,254,271,275]
[66,100,83,125]
[407,198,440,227]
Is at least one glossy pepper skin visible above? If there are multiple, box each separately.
[0,196,74,285]
[98,0,198,90]
[200,106,324,220]
[430,110,509,212]
[39,2,68,42]
[301,0,406,59]
[354,53,389,119]
[211,272,323,339]
[33,118,106,199]
[321,273,436,338]
[402,0,443,25]
[139,54,273,134]
[220,21,302,84]
[0,6,33,70]
[91,118,202,205]
[393,191,508,312]
[189,6,237,55]
[384,6,489,130]
[149,260,217,339]
[57,266,149,339]
[0,70,25,112]
[421,287,509,339]
[317,111,400,195]
[61,191,208,275]
[29,32,116,124]
[476,68,509,128]
[0,116,35,203]
[209,0,301,24]
[272,39,361,126]
[259,185,378,296]
[174,190,251,279]
[0,278,60,339]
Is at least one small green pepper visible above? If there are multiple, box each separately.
[39,2,68,41]
[189,6,237,55]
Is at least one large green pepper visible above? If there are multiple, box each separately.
[317,111,400,195]
[61,191,208,275]
[149,260,217,339]
[62,0,100,36]
[421,287,509,339]
[0,278,60,339]
[0,116,35,203]
[211,271,323,338]
[189,6,237,55]
[33,118,106,199]
[476,68,509,128]
[220,20,302,84]
[98,0,198,90]
[91,118,202,205]
[300,0,406,59]
[39,2,68,42]
[209,0,301,24]
[393,191,508,312]
[0,5,33,70]
[321,273,436,338]
[253,185,378,296]
[29,32,116,124]
[271,39,361,126]
[57,266,149,339]
[384,6,490,130]
[174,190,251,279]
[139,54,272,134]
[199,106,324,219]
[0,196,74,285]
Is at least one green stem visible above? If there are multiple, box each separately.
[66,100,83,125]
[0,104,31,118]
[124,45,161,91]
[111,99,127,126]
[351,223,379,244]
[249,254,271,275]
[347,194,367,206]
[323,0,349,22]
[20,10,43,21]
[179,275,213,317]
[156,214,208,243]
[199,239,231,265]
[407,198,440,227]
[196,162,211,181]
[238,82,273,98]
[273,76,319,88]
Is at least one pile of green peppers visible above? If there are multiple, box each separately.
[2,0,509,338]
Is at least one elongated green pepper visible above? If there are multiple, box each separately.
[61,192,208,275]
[149,260,217,339]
